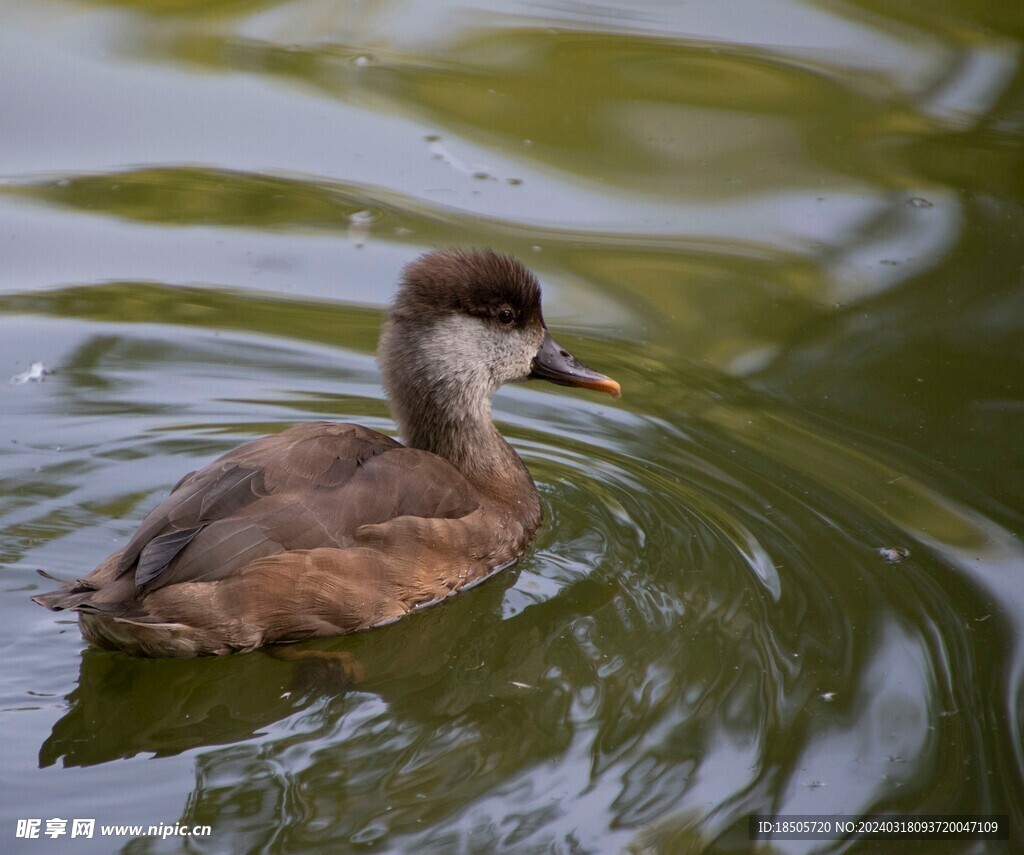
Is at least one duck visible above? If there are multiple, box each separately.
[32,249,621,657]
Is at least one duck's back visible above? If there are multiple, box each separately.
[33,422,535,656]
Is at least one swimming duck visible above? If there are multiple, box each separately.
[32,249,620,657]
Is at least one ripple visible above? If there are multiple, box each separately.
[7,314,1021,847]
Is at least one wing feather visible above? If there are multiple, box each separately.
[135,526,203,585]
[96,423,480,591]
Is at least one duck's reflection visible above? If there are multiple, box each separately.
[39,570,616,768]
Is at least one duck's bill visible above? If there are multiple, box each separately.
[530,331,621,398]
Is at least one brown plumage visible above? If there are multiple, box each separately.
[32,249,621,657]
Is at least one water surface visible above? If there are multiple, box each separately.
[2,1,1022,852]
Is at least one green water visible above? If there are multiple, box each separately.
[1,1,1022,852]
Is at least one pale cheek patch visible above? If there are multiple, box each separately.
[486,327,538,384]
[421,316,538,391]
[418,315,491,389]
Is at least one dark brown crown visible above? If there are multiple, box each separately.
[392,248,543,328]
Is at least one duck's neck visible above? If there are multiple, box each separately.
[380,361,536,525]
[394,381,539,513]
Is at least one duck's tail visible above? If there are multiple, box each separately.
[30,569,99,611]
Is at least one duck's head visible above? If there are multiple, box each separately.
[379,249,619,450]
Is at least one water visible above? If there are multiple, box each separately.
[2,1,1022,852]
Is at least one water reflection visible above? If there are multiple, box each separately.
[35,364,1022,847]
[39,569,515,767]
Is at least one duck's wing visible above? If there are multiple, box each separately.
[49,423,481,600]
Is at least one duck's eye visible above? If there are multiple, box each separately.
[497,308,515,325]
